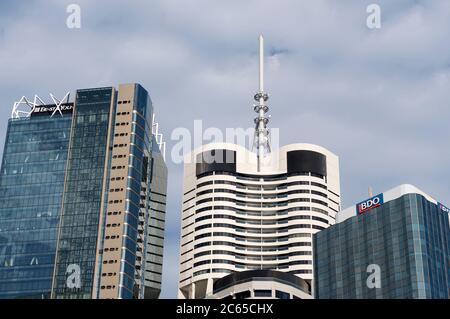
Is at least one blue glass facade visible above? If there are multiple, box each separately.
[0,116,72,298]
[118,84,153,299]
[51,88,115,299]
[314,193,450,299]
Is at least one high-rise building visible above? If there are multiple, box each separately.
[177,36,341,299]
[0,83,167,299]
[313,184,450,299]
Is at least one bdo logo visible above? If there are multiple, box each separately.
[357,194,384,214]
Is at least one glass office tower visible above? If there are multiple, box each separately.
[314,184,450,299]
[0,83,167,299]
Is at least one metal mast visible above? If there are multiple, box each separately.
[253,35,271,171]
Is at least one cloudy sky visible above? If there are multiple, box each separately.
[1,0,450,298]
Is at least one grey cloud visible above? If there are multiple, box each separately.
[0,0,449,298]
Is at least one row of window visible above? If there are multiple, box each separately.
[225,289,296,299]
[191,205,330,219]
[193,258,312,268]
[194,222,326,234]
[195,213,330,225]
[114,132,129,137]
[197,171,325,182]
[112,154,127,159]
[197,179,328,192]
[193,238,313,251]
[196,188,328,200]
[196,197,329,208]
[182,230,312,246]
[193,249,312,261]
[190,268,313,278]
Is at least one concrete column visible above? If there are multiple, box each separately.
[191,282,196,299]
[206,278,213,297]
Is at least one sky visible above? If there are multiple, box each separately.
[1,0,450,298]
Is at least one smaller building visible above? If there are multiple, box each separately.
[313,184,450,299]
[210,270,312,299]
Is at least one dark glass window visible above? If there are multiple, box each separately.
[254,290,272,297]
[275,290,290,299]
[235,290,251,299]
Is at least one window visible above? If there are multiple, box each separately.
[275,290,290,299]
[254,290,272,298]
[235,290,251,299]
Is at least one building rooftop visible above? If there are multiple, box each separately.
[336,184,444,224]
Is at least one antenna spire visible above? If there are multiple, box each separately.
[253,34,271,171]
[259,34,264,92]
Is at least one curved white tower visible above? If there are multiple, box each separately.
[177,36,341,299]
[178,143,340,298]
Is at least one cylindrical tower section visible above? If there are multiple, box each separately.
[178,143,340,299]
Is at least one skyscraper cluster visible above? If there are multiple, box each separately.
[175,36,449,299]
[0,38,448,299]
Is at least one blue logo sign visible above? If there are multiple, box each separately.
[357,193,384,214]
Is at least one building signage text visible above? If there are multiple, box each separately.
[32,103,73,115]
[357,193,384,215]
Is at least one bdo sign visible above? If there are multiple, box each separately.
[357,193,384,215]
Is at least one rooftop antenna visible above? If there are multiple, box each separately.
[252,34,271,171]
[368,186,374,197]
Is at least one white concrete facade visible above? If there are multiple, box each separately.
[212,277,312,299]
[178,142,340,299]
